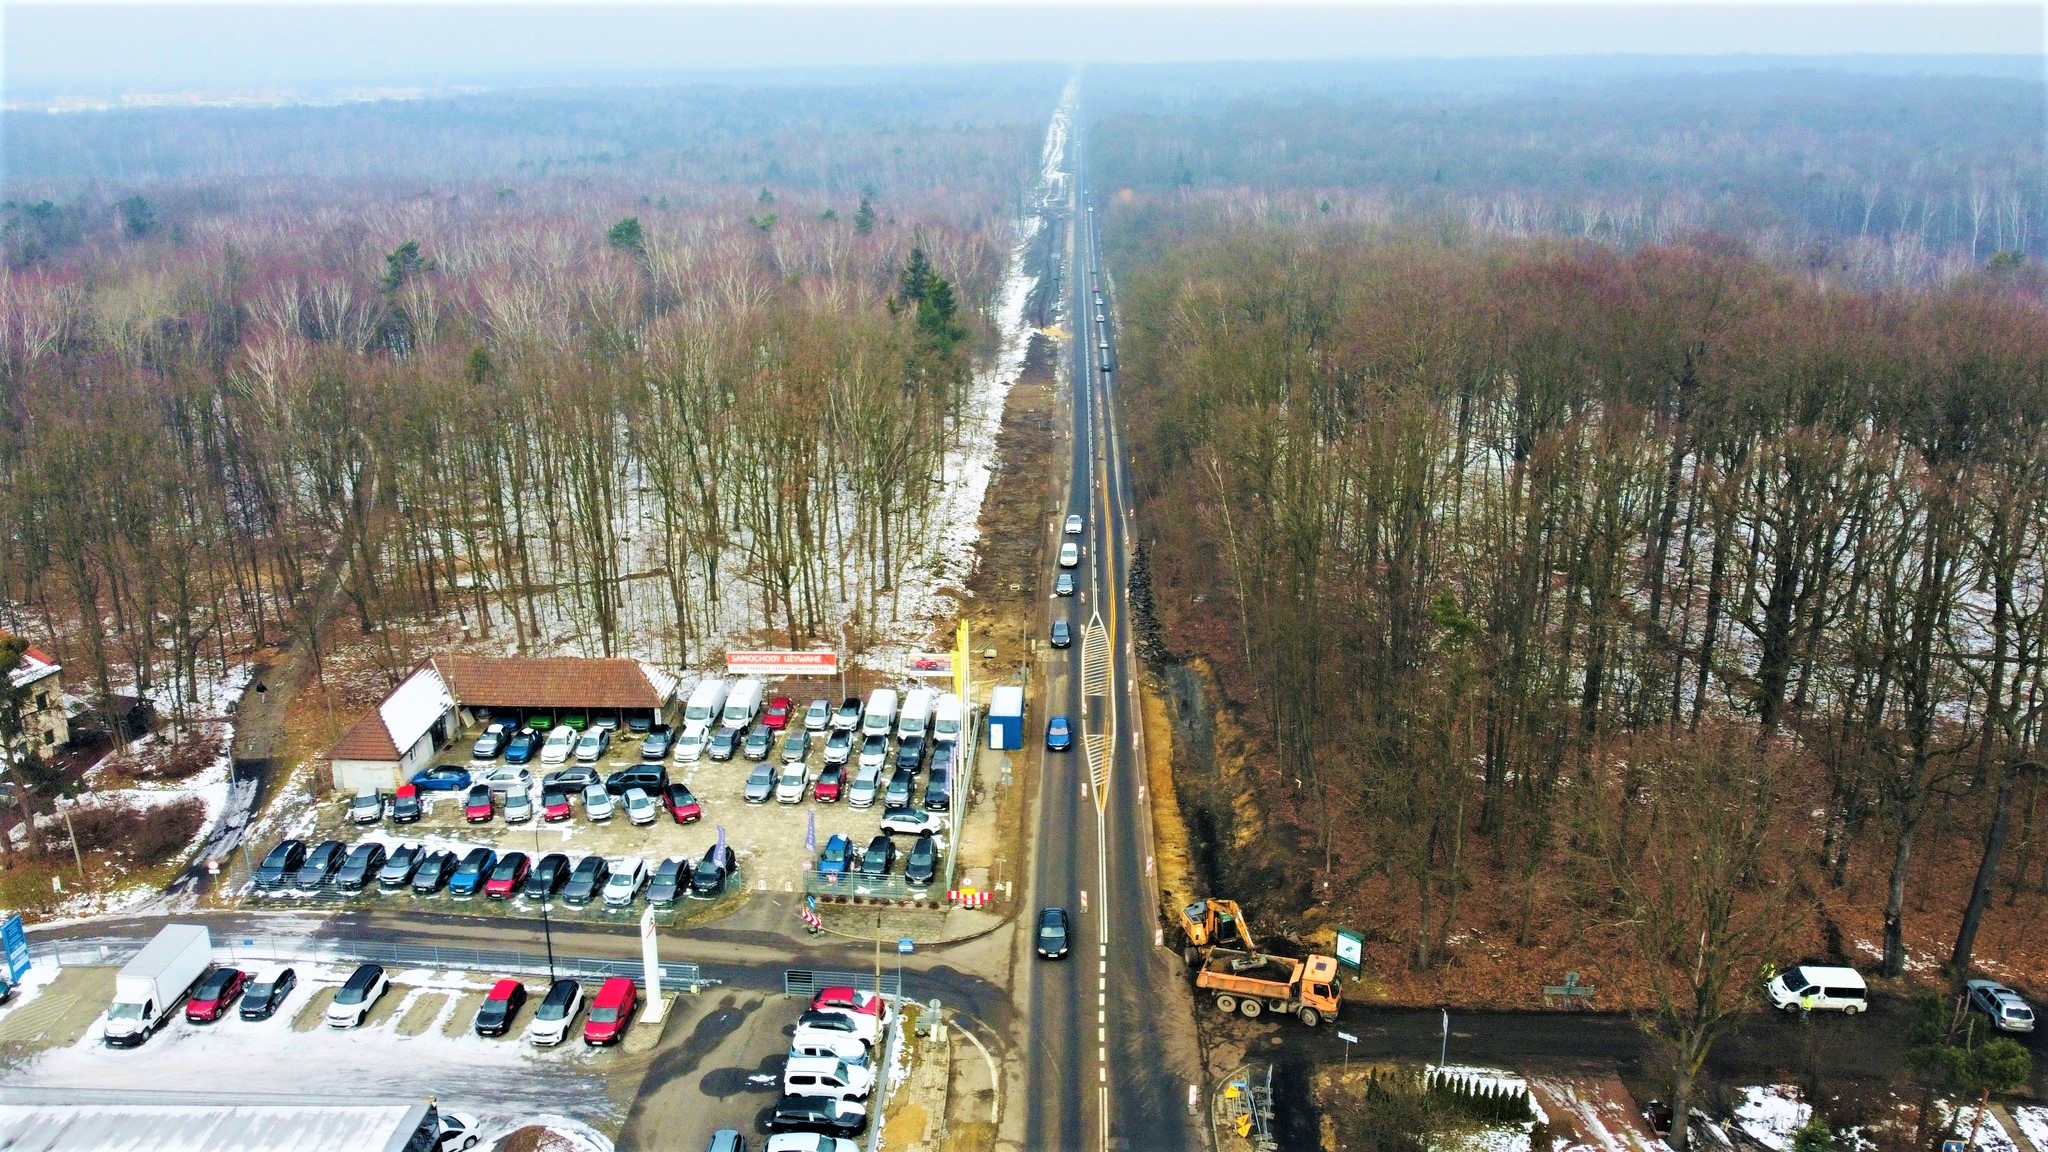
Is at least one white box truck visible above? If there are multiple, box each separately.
[103,924,212,1047]
[862,688,899,738]
[683,678,730,730]
[931,692,963,745]
[897,688,934,742]
[723,678,764,729]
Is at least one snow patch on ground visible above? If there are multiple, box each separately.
[1934,1102,2020,1152]
[1737,1085,1811,1151]
[0,958,63,1025]
[489,1114,614,1152]
[2013,1106,2048,1152]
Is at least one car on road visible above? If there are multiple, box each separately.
[709,725,744,762]
[449,847,497,897]
[764,696,794,731]
[334,841,388,892]
[541,787,573,822]
[605,764,667,797]
[502,789,534,824]
[817,834,855,879]
[476,764,533,794]
[238,967,296,1021]
[293,839,345,890]
[484,851,530,899]
[1049,618,1070,649]
[540,725,578,765]
[411,850,456,894]
[562,855,611,906]
[858,734,889,771]
[881,806,943,836]
[574,727,611,764]
[1037,907,1070,959]
[814,763,844,803]
[744,762,776,804]
[647,856,690,907]
[410,764,472,792]
[904,832,937,888]
[858,834,895,879]
[640,725,674,761]
[378,843,425,890]
[544,765,601,792]
[392,786,423,824]
[767,1096,867,1139]
[823,728,853,766]
[524,852,570,900]
[624,787,659,826]
[185,967,248,1023]
[1054,572,1076,597]
[1059,541,1079,568]
[776,762,810,805]
[603,857,648,907]
[805,699,833,732]
[833,697,862,732]
[503,728,540,765]
[463,783,495,823]
[526,977,584,1046]
[664,783,703,824]
[583,977,636,1046]
[254,839,306,890]
[847,764,883,809]
[1967,980,2036,1032]
[1065,514,1083,535]
[348,787,385,825]
[923,767,951,812]
[582,783,615,822]
[473,978,528,1037]
[1046,716,1072,751]
[675,725,710,763]
[325,963,390,1028]
[471,720,517,760]
[690,844,736,899]
[743,726,775,761]
[883,768,915,810]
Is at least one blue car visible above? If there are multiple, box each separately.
[817,834,854,879]
[448,847,497,897]
[410,764,472,791]
[1046,716,1072,751]
[503,728,540,765]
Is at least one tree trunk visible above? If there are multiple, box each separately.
[1951,763,2026,975]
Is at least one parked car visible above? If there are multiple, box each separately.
[847,765,883,809]
[744,762,776,804]
[523,710,556,733]
[823,729,853,766]
[525,977,584,1046]
[1049,618,1071,649]
[690,845,737,899]
[923,767,951,813]
[471,720,517,760]
[541,787,573,822]
[709,725,744,762]
[1037,907,1070,959]
[348,787,385,825]
[767,1096,866,1139]
[540,725,578,765]
[254,838,306,890]
[764,696,794,731]
[293,839,345,890]
[411,850,456,895]
[477,765,534,794]
[1046,716,1072,751]
[858,834,895,878]
[814,764,844,803]
[334,841,388,892]
[583,977,637,1046]
[1059,541,1079,568]
[502,790,534,824]
[377,843,425,890]
[858,734,889,771]
[449,848,497,897]
[583,783,615,822]
[391,785,423,824]
[326,963,390,1028]
[647,856,690,907]
[410,764,471,791]
[593,713,619,733]
[808,988,887,1022]
[789,1028,872,1064]
[561,711,590,731]
[624,787,659,826]
[767,1134,857,1152]
[503,728,540,764]
[782,728,814,763]
[238,967,296,1021]
[1765,965,1867,1014]
[473,978,528,1037]
[185,967,248,1023]
[776,762,811,805]
[436,1114,483,1152]
[463,783,495,823]
[794,1007,878,1046]
[743,727,775,762]
[883,768,915,810]
[833,697,862,732]
[604,857,648,907]
[805,699,833,732]
[574,727,611,764]
[1065,513,1083,534]
[562,855,611,906]
[817,834,854,879]
[664,783,703,824]
[783,1055,874,1102]
[1054,572,1076,597]
[627,713,651,735]
[484,851,530,899]
[544,765,601,792]
[904,833,938,887]
[675,725,710,763]
[881,806,944,836]
[641,725,674,761]
[524,852,570,900]
[1967,979,2036,1033]
[605,764,667,796]
[894,736,926,773]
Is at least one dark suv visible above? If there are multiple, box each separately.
[253,839,305,890]
[562,855,611,906]
[605,764,668,797]
[292,839,346,890]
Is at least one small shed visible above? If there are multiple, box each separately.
[327,663,455,792]
[988,685,1025,750]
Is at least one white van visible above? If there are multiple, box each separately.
[683,679,729,729]
[931,693,963,745]
[1766,965,1867,1014]
[790,1033,871,1064]
[897,688,934,742]
[723,678,764,729]
[862,688,899,738]
[783,1055,874,1101]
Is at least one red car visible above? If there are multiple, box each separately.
[541,787,573,823]
[664,783,702,825]
[463,783,494,823]
[186,967,248,1023]
[763,696,794,731]
[810,985,887,1022]
[483,851,530,899]
[583,977,637,1046]
[814,763,844,803]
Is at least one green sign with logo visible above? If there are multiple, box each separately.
[1334,926,1364,972]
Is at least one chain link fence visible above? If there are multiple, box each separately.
[30,936,709,992]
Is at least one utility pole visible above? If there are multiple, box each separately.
[536,820,556,980]
[874,914,883,998]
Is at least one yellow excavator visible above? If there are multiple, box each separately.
[1178,898,1259,959]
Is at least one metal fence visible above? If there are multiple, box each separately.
[30,937,710,992]
[802,866,946,904]
[782,969,902,999]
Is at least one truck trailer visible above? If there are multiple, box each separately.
[1196,949,1341,1028]
[103,923,212,1047]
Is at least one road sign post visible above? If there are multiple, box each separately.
[1337,1029,1358,1071]
[1333,927,1364,973]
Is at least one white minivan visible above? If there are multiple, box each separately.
[862,688,899,738]
[897,688,934,742]
[1766,965,1867,1014]
[931,692,963,745]
[683,679,729,730]
[783,1055,874,1101]
[723,678,764,729]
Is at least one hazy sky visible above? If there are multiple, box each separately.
[4,3,2042,94]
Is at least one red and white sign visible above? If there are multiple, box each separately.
[726,650,839,676]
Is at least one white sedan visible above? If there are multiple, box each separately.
[1058,541,1079,568]
[539,725,577,765]
[1064,514,1083,535]
[603,858,648,906]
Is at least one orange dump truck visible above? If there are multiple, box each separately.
[1196,948,1341,1027]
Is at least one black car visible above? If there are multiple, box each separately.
[768,1095,867,1138]
[543,765,601,792]
[378,844,424,890]
[473,980,528,1037]
[859,834,895,878]
[391,789,423,823]
[238,967,298,1021]
[894,736,926,773]
[689,845,736,899]
[883,767,916,810]
[1050,618,1071,648]
[449,847,496,897]
[562,855,611,906]
[293,839,346,890]
[1037,906,1070,959]
[333,841,388,892]
[640,725,674,761]
[605,764,668,797]
[904,832,938,887]
[923,767,951,813]
[708,725,744,762]
[253,839,305,890]
[524,852,571,899]
[647,856,690,907]
[410,850,456,894]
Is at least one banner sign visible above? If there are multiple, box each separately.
[906,652,954,678]
[3,913,28,982]
[1333,926,1365,972]
[727,650,838,676]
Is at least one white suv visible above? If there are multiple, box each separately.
[674,723,709,763]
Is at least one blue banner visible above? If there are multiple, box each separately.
[2,913,29,982]
[804,811,817,855]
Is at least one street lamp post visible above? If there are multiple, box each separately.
[536,820,556,981]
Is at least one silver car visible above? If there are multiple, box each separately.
[623,787,658,826]
[858,734,889,770]
[502,790,534,824]
[782,729,813,763]
[1967,979,2036,1033]
[582,783,614,822]
[823,729,854,766]
[744,763,776,804]
[804,699,833,732]
[847,764,882,809]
